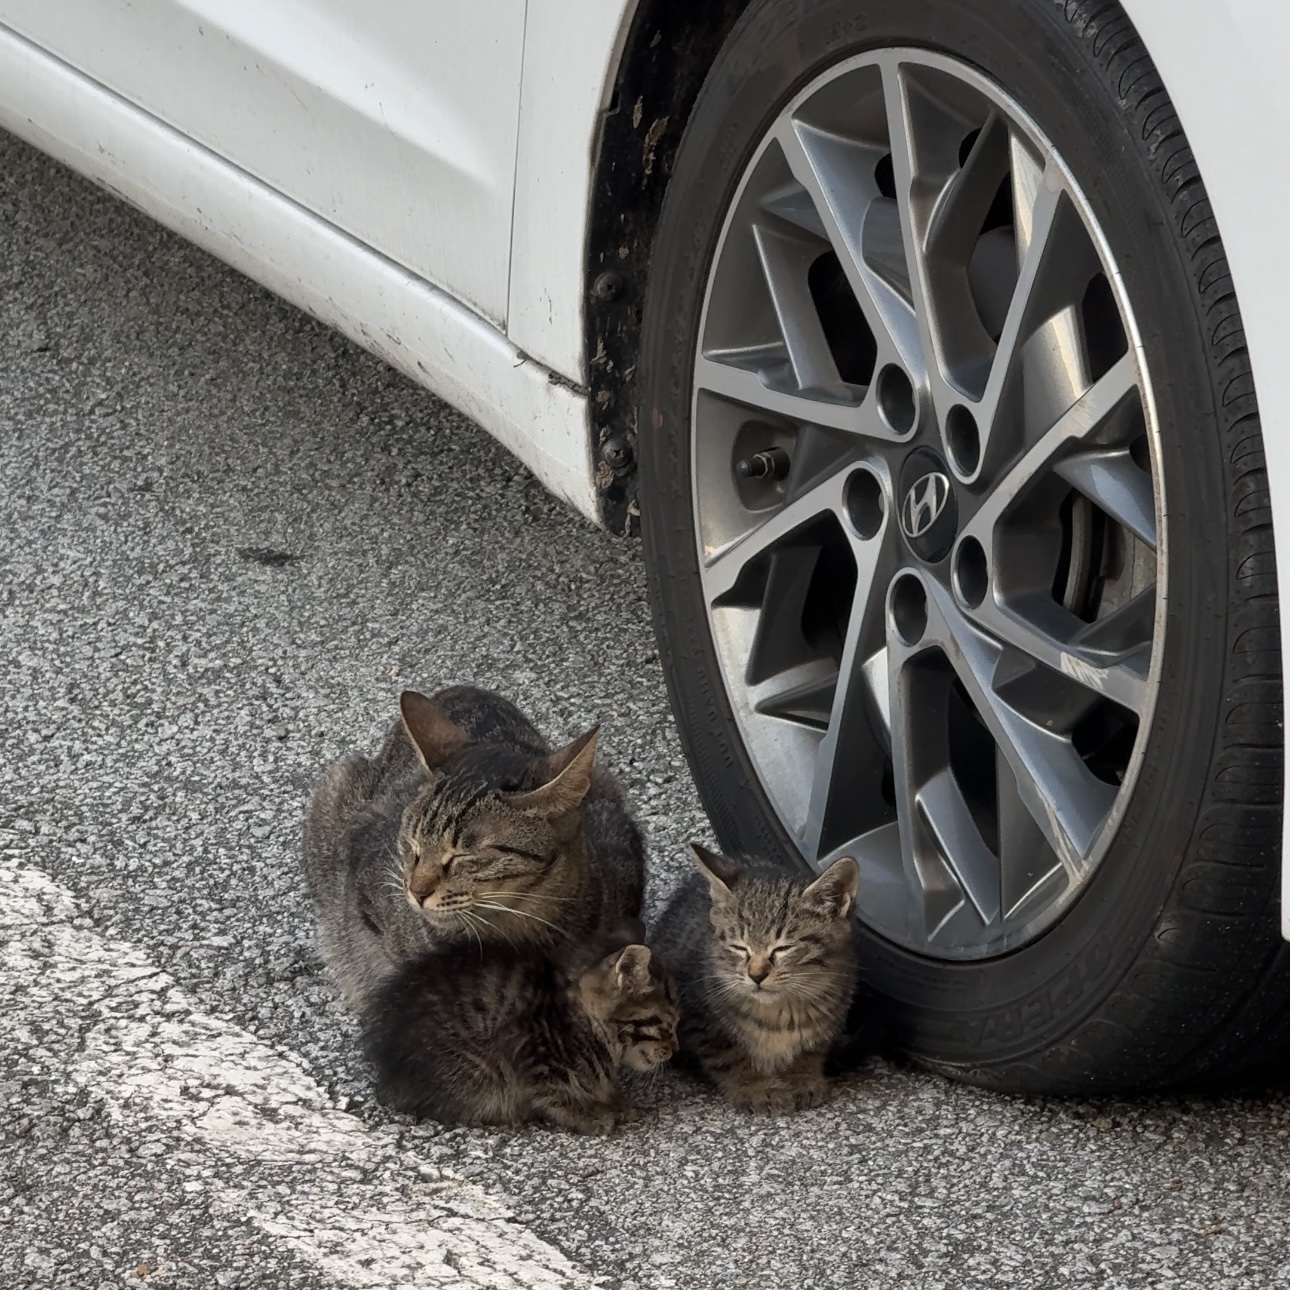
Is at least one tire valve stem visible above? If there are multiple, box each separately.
[735,447,790,482]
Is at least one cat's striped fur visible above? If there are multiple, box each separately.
[362,925,679,1132]
[652,845,859,1113]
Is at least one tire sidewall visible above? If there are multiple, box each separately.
[638,0,1233,1079]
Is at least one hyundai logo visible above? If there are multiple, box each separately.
[901,471,952,540]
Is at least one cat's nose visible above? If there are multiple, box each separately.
[409,877,440,903]
[747,960,771,985]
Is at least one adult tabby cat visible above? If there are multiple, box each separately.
[652,844,859,1113]
[303,686,645,1008]
[363,920,679,1132]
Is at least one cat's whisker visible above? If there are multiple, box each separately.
[473,902,567,936]
[475,890,573,907]
[458,910,486,956]
[476,909,519,951]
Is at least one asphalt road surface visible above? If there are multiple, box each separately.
[2,130,1289,1290]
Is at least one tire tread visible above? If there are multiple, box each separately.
[1072,0,1285,1088]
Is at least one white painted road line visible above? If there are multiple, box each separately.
[0,846,598,1290]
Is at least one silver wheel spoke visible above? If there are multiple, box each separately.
[799,521,899,860]
[881,60,990,424]
[772,117,923,375]
[914,577,1116,875]
[971,593,1150,715]
[1055,449,1156,550]
[926,111,1012,260]
[749,659,843,729]
[957,351,1151,714]
[961,352,1140,547]
[916,769,1003,927]
[695,353,867,434]
[996,755,1063,921]
[751,223,844,391]
[699,469,849,601]
[971,178,1065,467]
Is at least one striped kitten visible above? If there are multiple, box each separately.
[363,922,679,1132]
[303,686,645,1009]
[653,844,859,1113]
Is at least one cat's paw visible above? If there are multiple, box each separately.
[785,1076,832,1112]
[550,1104,623,1135]
[614,1101,643,1126]
[729,1077,831,1115]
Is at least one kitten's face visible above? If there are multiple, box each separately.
[697,848,858,1006]
[579,945,679,1072]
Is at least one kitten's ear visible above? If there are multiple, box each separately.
[688,842,741,893]
[611,943,653,989]
[400,691,468,771]
[602,917,647,953]
[513,727,599,819]
[803,856,860,921]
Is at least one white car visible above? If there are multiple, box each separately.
[5,0,1287,1093]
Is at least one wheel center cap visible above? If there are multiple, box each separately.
[898,448,958,562]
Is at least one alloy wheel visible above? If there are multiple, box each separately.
[692,49,1163,958]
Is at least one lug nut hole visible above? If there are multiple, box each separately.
[845,469,885,539]
[877,365,916,435]
[947,405,980,475]
[891,574,928,646]
[954,536,988,609]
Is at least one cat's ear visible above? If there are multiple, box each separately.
[688,842,741,893]
[513,727,599,819]
[802,856,859,921]
[400,691,468,772]
[611,943,653,989]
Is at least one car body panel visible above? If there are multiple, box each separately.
[0,0,1286,931]
[507,0,635,379]
[0,0,524,324]
[0,22,597,517]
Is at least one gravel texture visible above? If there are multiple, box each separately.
[1,129,1289,1290]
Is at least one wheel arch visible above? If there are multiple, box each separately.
[584,0,753,534]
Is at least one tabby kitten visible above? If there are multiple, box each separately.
[303,686,645,1009]
[652,844,859,1114]
[362,922,679,1132]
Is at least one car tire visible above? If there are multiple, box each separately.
[637,0,1287,1092]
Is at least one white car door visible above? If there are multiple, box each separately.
[0,0,525,325]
